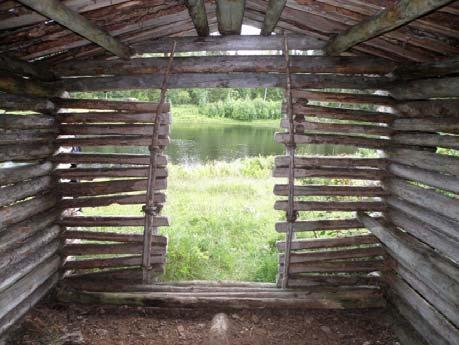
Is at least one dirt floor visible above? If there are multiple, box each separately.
[8,301,400,345]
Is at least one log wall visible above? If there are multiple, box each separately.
[54,98,170,283]
[0,93,60,336]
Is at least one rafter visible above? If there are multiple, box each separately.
[325,0,456,55]
[17,0,132,59]
[261,0,287,35]
[216,0,246,35]
[186,0,210,36]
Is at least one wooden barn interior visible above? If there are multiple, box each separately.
[0,0,458,344]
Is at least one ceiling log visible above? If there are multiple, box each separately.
[186,0,210,36]
[261,0,287,35]
[216,0,246,35]
[17,0,132,59]
[325,0,456,55]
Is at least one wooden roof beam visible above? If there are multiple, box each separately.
[261,0,287,36]
[17,0,132,59]
[0,54,55,81]
[216,0,246,35]
[186,0,210,36]
[325,0,456,55]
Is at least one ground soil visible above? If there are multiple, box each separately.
[9,301,400,345]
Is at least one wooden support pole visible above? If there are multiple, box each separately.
[186,0,210,36]
[261,0,286,36]
[216,0,246,35]
[325,0,455,55]
[17,0,131,59]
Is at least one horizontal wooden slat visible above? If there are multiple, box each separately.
[275,156,387,169]
[277,234,379,251]
[275,133,391,149]
[392,117,459,134]
[285,260,386,274]
[59,178,166,197]
[394,100,459,118]
[53,153,167,166]
[0,175,54,207]
[57,112,171,124]
[0,129,57,145]
[61,193,165,208]
[56,136,169,147]
[0,93,55,113]
[286,275,381,288]
[275,200,386,212]
[273,184,386,197]
[62,231,167,244]
[280,119,393,136]
[273,167,386,180]
[388,149,459,176]
[281,247,385,264]
[0,143,55,162]
[55,167,167,179]
[392,132,459,150]
[62,243,166,256]
[54,98,170,112]
[275,218,370,233]
[60,216,169,228]
[291,90,396,106]
[59,124,170,136]
[0,161,53,186]
[0,113,55,129]
[64,255,165,270]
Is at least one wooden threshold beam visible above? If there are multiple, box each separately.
[325,0,456,55]
[216,0,246,35]
[261,0,287,36]
[186,0,210,36]
[17,0,132,59]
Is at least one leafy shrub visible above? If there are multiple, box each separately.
[198,98,281,121]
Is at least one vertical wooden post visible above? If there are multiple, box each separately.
[142,41,176,284]
[281,34,297,289]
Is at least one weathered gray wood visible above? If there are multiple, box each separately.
[63,243,166,256]
[261,0,286,35]
[0,94,55,113]
[0,161,53,186]
[0,176,54,207]
[0,193,57,230]
[386,273,459,345]
[60,216,169,228]
[58,73,390,91]
[0,113,55,129]
[57,287,385,309]
[0,209,61,255]
[61,193,165,209]
[291,90,396,106]
[389,162,459,194]
[357,212,459,306]
[273,167,386,180]
[291,104,395,123]
[275,218,369,233]
[280,119,393,136]
[395,56,459,80]
[0,273,58,335]
[64,254,165,270]
[17,0,131,59]
[55,167,167,179]
[56,112,170,124]
[54,56,395,76]
[386,196,459,244]
[384,178,459,222]
[281,247,385,264]
[133,35,325,53]
[277,234,379,251]
[387,148,459,176]
[284,259,386,274]
[63,231,167,244]
[325,0,456,55]
[186,0,209,36]
[388,208,459,263]
[286,275,380,288]
[275,156,387,168]
[209,313,231,345]
[0,129,57,145]
[274,184,386,197]
[275,200,386,212]
[0,256,60,320]
[54,98,169,112]
[52,153,167,166]
[59,124,169,136]
[390,76,459,100]
[59,178,166,197]
[0,75,61,97]
[392,117,459,134]
[56,136,169,147]
[392,132,459,150]
[0,143,55,162]
[394,100,459,117]
[0,54,55,81]
[216,0,246,35]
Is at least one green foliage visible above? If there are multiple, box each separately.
[199,98,281,121]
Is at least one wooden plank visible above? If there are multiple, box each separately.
[17,0,131,59]
[59,124,170,136]
[273,167,386,180]
[56,136,169,147]
[275,200,386,212]
[0,143,55,162]
[56,112,171,124]
[277,234,379,251]
[54,98,169,112]
[62,243,166,256]
[273,184,386,197]
[395,100,459,117]
[392,117,459,134]
[388,162,459,194]
[275,218,369,233]
[325,0,456,55]
[392,132,459,150]
[0,75,61,97]
[0,129,57,145]
[55,167,167,179]
[0,161,53,186]
[61,193,166,209]
[395,56,459,80]
[186,0,210,36]
[60,216,169,228]
[285,260,386,274]
[59,178,167,197]
[0,176,54,207]
[281,247,385,264]
[261,0,286,35]
[357,212,459,306]
[52,153,167,166]
[385,178,459,222]
[280,119,393,136]
[275,156,387,168]
[275,133,391,149]
[0,94,55,113]
[0,113,55,129]
[64,255,165,270]
[0,54,55,81]
[62,231,167,244]
[291,90,396,106]
[133,35,325,53]
[287,275,381,288]
[390,76,459,100]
